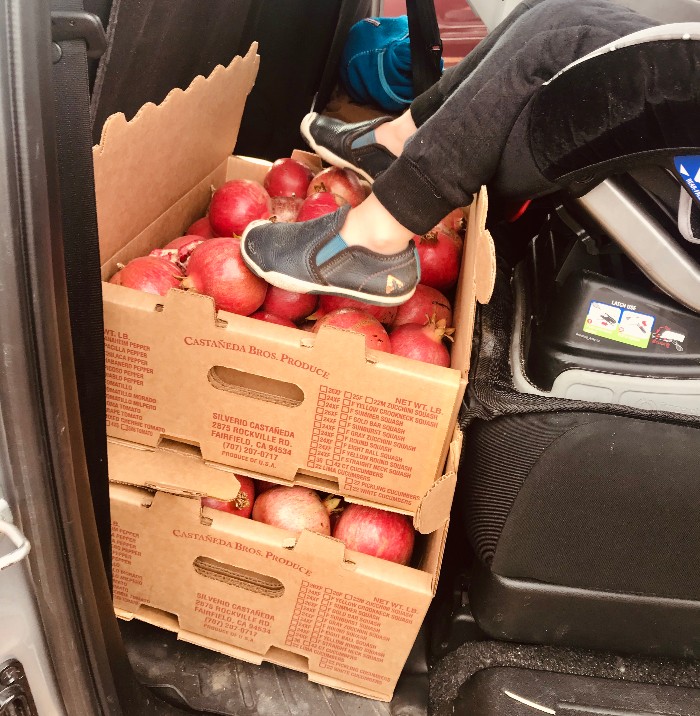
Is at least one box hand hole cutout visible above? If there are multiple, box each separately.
[208,366,304,407]
[193,556,285,598]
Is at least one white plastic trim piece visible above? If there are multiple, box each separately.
[0,511,31,571]
[504,689,556,714]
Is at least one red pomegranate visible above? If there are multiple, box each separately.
[201,475,255,518]
[296,192,348,222]
[313,308,390,352]
[392,284,452,328]
[390,318,454,367]
[439,208,467,235]
[306,167,366,207]
[264,158,314,198]
[255,479,280,494]
[182,237,267,314]
[250,311,297,328]
[270,196,303,223]
[109,256,183,296]
[187,216,217,239]
[312,295,397,326]
[208,179,272,236]
[149,234,205,267]
[252,486,330,535]
[333,504,415,565]
[415,227,463,292]
[263,286,318,323]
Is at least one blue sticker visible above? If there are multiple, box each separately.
[674,155,700,204]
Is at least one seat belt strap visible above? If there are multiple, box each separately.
[406,0,443,97]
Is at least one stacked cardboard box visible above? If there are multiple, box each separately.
[99,45,495,700]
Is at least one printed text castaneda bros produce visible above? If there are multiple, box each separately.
[184,336,330,378]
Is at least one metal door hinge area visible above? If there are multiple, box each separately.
[0,660,39,716]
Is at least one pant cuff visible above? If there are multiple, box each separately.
[372,154,466,235]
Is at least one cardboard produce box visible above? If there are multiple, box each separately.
[109,431,461,701]
[96,45,495,531]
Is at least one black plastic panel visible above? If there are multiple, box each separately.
[469,562,700,659]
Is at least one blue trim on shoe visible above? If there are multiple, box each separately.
[350,129,378,150]
[315,233,349,265]
[413,246,421,283]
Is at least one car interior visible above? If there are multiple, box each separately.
[1,0,700,714]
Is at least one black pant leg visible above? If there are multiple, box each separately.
[374,0,654,233]
[410,0,546,126]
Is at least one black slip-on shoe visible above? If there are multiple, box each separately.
[240,206,418,306]
[300,112,397,183]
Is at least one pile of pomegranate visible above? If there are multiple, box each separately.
[109,156,466,367]
[202,477,416,566]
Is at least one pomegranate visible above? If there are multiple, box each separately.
[313,308,390,352]
[439,208,467,235]
[182,237,267,314]
[392,285,452,329]
[312,295,397,326]
[150,234,205,267]
[264,158,314,198]
[296,192,348,222]
[307,167,367,207]
[252,486,330,535]
[201,475,255,518]
[208,179,272,236]
[415,226,463,292]
[255,479,280,494]
[333,504,415,565]
[390,318,454,367]
[263,286,318,323]
[187,216,217,239]
[270,196,303,223]
[250,311,297,328]
[109,256,183,296]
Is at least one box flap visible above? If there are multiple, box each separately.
[93,44,259,265]
[451,187,496,378]
[414,426,462,534]
[107,439,242,502]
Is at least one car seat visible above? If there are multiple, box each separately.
[460,24,700,659]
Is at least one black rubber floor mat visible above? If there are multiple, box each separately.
[120,619,401,715]
[454,666,700,715]
[430,639,700,716]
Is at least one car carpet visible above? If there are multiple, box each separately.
[429,639,700,715]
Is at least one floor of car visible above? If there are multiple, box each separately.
[121,619,397,715]
[430,639,700,715]
[121,616,700,716]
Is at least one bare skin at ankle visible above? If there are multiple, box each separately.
[339,194,414,255]
[374,110,417,157]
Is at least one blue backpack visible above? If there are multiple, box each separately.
[340,16,416,113]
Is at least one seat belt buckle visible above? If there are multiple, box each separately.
[51,10,107,60]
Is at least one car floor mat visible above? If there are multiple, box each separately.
[429,638,700,716]
[119,619,427,716]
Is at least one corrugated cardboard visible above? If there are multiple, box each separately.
[95,44,495,530]
[110,429,461,701]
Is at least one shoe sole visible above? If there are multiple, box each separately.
[241,220,416,307]
[300,113,375,185]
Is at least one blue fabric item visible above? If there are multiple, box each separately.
[340,16,415,113]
